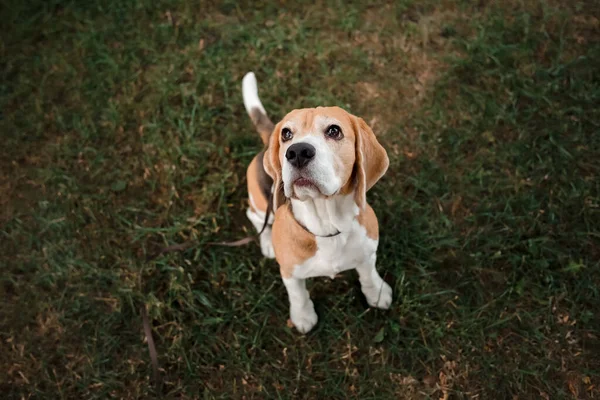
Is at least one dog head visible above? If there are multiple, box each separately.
[264,107,388,210]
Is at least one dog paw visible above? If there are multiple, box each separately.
[363,281,393,309]
[290,302,318,334]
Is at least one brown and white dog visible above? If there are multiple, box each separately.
[242,72,392,333]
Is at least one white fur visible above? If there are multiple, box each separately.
[284,195,392,333]
[282,133,343,200]
[356,253,393,309]
[246,194,275,258]
[290,195,376,279]
[291,194,357,236]
[283,277,318,333]
[242,72,267,116]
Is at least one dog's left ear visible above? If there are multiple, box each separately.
[353,117,389,209]
[263,122,286,210]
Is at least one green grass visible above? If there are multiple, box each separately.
[2,0,599,398]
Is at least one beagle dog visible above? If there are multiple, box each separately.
[242,72,392,333]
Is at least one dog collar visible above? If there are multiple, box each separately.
[296,220,341,238]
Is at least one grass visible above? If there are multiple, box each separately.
[1,0,599,398]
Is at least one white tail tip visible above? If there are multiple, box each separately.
[242,71,267,117]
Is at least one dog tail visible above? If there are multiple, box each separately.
[242,72,274,146]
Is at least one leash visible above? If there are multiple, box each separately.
[206,192,272,247]
[140,304,160,390]
[146,192,273,261]
[140,192,273,387]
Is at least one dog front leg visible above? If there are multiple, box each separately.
[282,277,318,334]
[356,253,392,309]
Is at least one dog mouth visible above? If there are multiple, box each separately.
[293,177,317,188]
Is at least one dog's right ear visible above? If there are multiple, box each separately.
[263,122,286,210]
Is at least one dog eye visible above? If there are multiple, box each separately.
[325,125,343,140]
[281,127,293,142]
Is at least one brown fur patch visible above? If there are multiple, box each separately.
[272,203,317,278]
[246,153,270,213]
[353,117,389,209]
[356,204,379,240]
[338,170,356,196]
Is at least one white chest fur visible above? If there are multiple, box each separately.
[290,195,379,279]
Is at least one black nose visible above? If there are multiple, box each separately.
[285,143,316,169]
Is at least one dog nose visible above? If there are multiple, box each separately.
[286,143,316,169]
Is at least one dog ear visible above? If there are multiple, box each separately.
[353,117,389,209]
[263,122,286,210]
